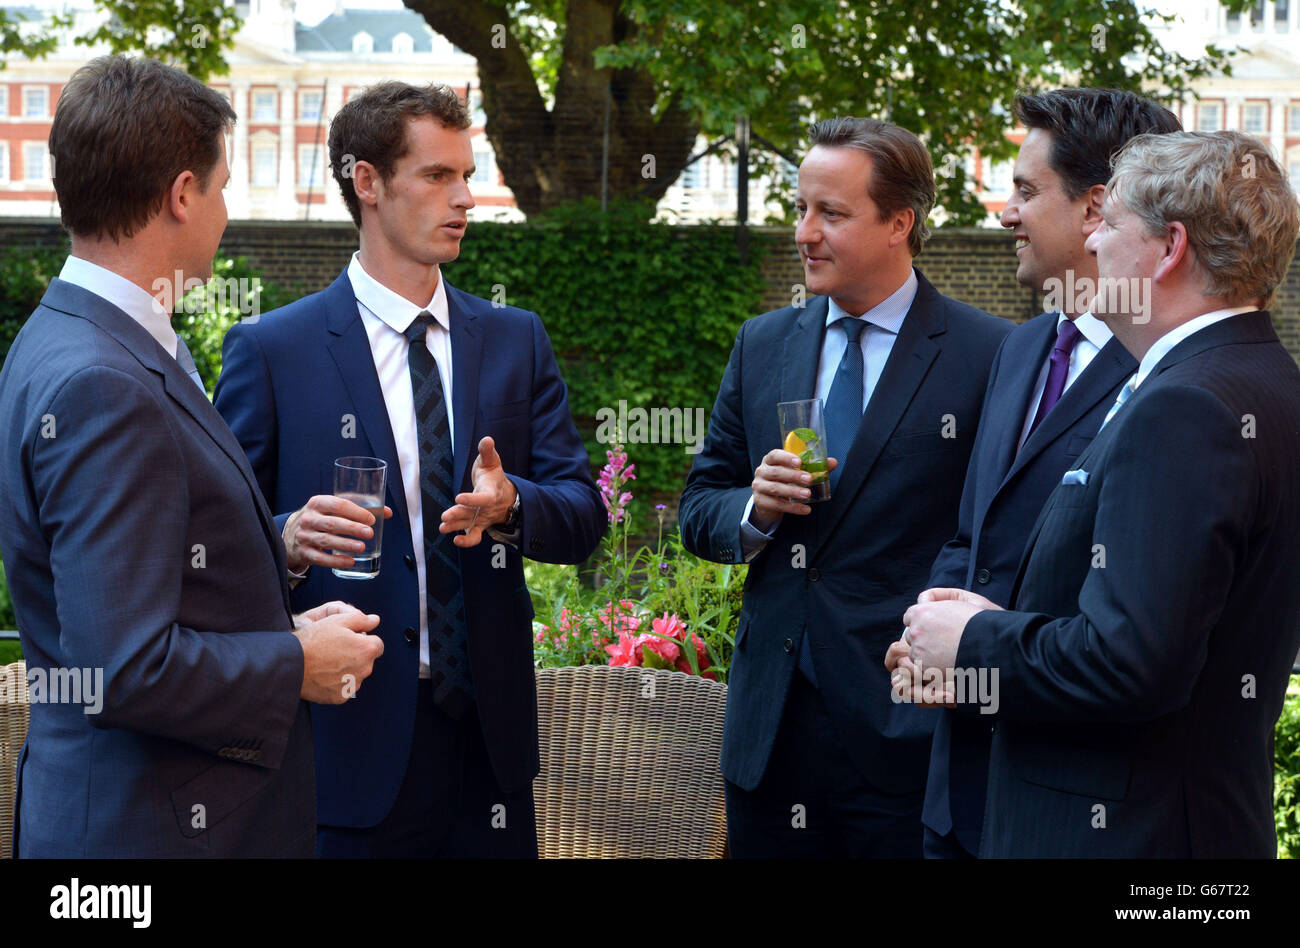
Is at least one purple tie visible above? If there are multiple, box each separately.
[1026,319,1083,438]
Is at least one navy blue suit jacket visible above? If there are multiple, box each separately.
[678,271,1011,794]
[214,269,604,828]
[956,311,1300,857]
[923,312,1135,851]
[0,279,313,857]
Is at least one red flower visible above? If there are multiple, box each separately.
[604,630,641,667]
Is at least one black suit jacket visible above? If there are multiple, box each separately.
[956,310,1300,857]
[679,270,1011,793]
[923,312,1135,850]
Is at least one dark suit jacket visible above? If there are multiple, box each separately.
[923,312,1135,850]
[0,279,313,857]
[214,269,604,828]
[678,270,1011,793]
[955,310,1300,857]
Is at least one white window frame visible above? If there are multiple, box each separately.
[353,31,373,54]
[0,142,9,183]
[22,141,48,182]
[1243,102,1267,134]
[0,86,9,119]
[251,141,278,188]
[392,32,413,55]
[472,150,493,185]
[1289,104,1300,134]
[1196,102,1222,132]
[298,143,326,188]
[252,90,277,122]
[22,86,48,119]
[299,89,323,123]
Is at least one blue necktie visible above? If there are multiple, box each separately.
[406,312,474,718]
[824,317,866,489]
[1100,373,1138,430]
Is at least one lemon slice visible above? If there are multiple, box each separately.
[784,431,807,454]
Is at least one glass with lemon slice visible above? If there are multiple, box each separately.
[777,398,832,502]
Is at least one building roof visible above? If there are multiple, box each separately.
[295,8,436,54]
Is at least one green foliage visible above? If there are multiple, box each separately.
[1276,681,1300,857]
[0,7,68,65]
[445,199,766,499]
[0,241,70,366]
[0,641,20,666]
[0,556,16,632]
[595,0,1234,224]
[75,0,241,81]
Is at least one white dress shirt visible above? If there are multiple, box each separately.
[1133,305,1259,391]
[1016,310,1112,450]
[58,255,178,358]
[739,269,919,561]
[348,253,453,679]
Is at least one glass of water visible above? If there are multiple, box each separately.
[332,456,387,579]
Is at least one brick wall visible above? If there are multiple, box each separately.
[2,217,1297,360]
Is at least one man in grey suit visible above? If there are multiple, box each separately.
[0,56,384,857]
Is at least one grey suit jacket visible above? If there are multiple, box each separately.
[0,278,314,857]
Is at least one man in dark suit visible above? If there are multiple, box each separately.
[678,117,1010,857]
[916,89,1180,859]
[0,56,383,857]
[215,82,604,858]
[895,130,1300,857]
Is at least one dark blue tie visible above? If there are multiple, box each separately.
[406,311,474,718]
[824,316,867,489]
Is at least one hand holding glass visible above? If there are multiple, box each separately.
[332,457,387,579]
[777,398,831,502]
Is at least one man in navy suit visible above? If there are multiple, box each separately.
[215,82,604,858]
[0,56,383,857]
[913,89,1180,859]
[895,130,1300,857]
[678,118,1010,857]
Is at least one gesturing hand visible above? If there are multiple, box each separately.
[440,435,517,548]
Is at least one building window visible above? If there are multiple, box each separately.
[252,143,277,187]
[1243,102,1267,133]
[23,142,48,181]
[681,160,701,190]
[1288,104,1300,133]
[252,90,277,122]
[23,86,48,119]
[298,144,325,188]
[353,32,373,54]
[1197,103,1222,132]
[299,90,323,122]
[469,90,486,126]
[392,32,413,55]
[472,150,493,184]
[985,159,1013,197]
[0,143,8,183]
[1290,162,1300,193]
[0,86,8,118]
[1279,0,1291,31]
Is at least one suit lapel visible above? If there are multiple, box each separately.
[446,283,483,496]
[988,314,1055,482]
[812,274,943,556]
[324,275,411,531]
[1005,333,1133,485]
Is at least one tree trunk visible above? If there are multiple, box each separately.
[404,0,699,216]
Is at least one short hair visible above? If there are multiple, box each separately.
[1108,130,1299,307]
[48,55,235,242]
[1014,88,1182,198]
[807,117,934,256]
[329,81,471,227]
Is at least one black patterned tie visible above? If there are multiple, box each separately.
[405,311,474,717]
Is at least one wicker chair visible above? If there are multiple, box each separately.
[532,664,728,858]
[0,661,28,860]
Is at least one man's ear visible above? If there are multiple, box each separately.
[1080,183,1106,237]
[168,170,196,224]
[890,207,915,248]
[351,160,381,211]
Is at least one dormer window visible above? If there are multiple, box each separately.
[392,32,413,55]
[353,31,373,54]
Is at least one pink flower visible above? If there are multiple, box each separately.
[605,630,641,667]
[652,612,687,642]
[638,630,680,664]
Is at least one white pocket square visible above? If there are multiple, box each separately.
[1061,469,1089,486]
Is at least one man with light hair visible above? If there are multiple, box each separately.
[892,130,1300,857]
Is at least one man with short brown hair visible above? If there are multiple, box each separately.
[0,55,383,857]
[215,81,604,857]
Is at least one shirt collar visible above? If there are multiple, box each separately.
[348,252,449,335]
[58,255,177,357]
[825,267,918,335]
[1134,304,1258,390]
[1055,310,1112,351]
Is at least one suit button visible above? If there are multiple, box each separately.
[808,568,820,582]
[529,536,545,552]
[976,568,991,585]
[403,554,415,569]
[720,547,733,559]
[783,638,794,653]
[403,626,417,644]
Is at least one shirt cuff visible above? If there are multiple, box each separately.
[287,563,309,589]
[486,524,521,547]
[739,495,777,562]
